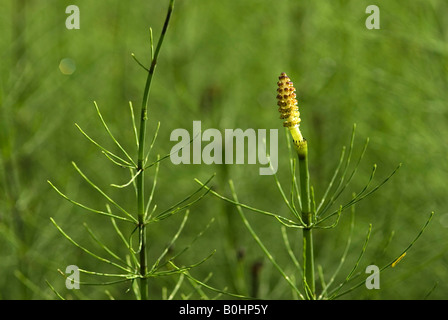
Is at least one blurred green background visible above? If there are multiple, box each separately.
[1,0,447,300]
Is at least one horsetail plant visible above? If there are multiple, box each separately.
[47,0,223,300]
[277,72,314,295]
[196,72,434,299]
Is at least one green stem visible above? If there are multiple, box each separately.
[136,0,175,300]
[297,140,315,298]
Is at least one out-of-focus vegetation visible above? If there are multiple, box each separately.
[0,0,447,299]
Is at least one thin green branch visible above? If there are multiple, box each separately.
[316,146,346,213]
[152,250,216,277]
[156,217,215,271]
[75,123,133,168]
[78,268,135,278]
[168,274,185,300]
[381,211,435,271]
[47,181,135,223]
[316,124,358,215]
[151,175,214,222]
[319,205,355,299]
[318,163,402,225]
[285,128,302,210]
[317,135,369,218]
[195,178,301,227]
[50,218,132,273]
[290,158,300,213]
[129,101,139,148]
[272,163,303,223]
[131,53,149,72]
[229,180,305,300]
[329,223,372,299]
[58,269,137,286]
[111,169,142,189]
[83,222,131,268]
[149,210,190,273]
[315,206,343,229]
[183,273,214,300]
[145,155,160,221]
[331,212,434,299]
[144,121,161,166]
[72,162,137,223]
[101,150,135,169]
[281,226,303,274]
[94,101,136,167]
[45,280,65,300]
[170,262,251,299]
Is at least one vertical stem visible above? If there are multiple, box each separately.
[136,0,175,300]
[297,140,315,298]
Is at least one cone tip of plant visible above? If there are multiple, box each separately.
[276,72,301,129]
[276,72,304,145]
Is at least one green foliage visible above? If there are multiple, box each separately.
[199,126,434,299]
[0,0,447,299]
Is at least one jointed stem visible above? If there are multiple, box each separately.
[297,140,315,298]
[136,0,175,300]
